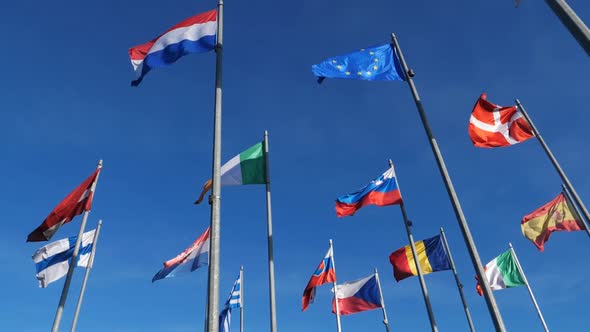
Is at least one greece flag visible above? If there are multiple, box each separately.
[32,229,96,288]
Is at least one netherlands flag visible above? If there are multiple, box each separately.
[335,166,402,217]
[128,9,217,86]
[152,227,210,282]
[332,274,382,315]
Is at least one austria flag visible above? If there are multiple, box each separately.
[27,166,101,242]
[332,274,382,315]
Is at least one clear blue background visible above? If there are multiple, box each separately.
[1,1,589,331]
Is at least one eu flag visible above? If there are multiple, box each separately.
[311,44,405,82]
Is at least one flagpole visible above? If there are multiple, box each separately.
[207,0,224,331]
[240,265,244,332]
[51,160,103,332]
[508,243,550,332]
[516,99,590,228]
[373,268,391,332]
[439,227,476,332]
[329,239,343,332]
[544,0,590,56]
[263,130,278,332]
[390,160,438,332]
[561,184,590,237]
[390,33,507,332]
[70,220,103,332]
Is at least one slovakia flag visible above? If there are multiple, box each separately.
[128,9,217,86]
[302,247,336,311]
[152,227,210,282]
[332,274,382,315]
[336,166,402,217]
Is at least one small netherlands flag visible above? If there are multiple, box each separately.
[128,9,217,86]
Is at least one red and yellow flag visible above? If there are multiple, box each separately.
[521,193,584,251]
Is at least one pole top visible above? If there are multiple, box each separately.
[390,33,397,40]
[264,130,269,136]
[374,267,378,274]
[98,159,103,167]
[508,242,514,249]
[97,219,103,226]
[440,226,444,233]
[329,239,333,245]
[515,98,521,105]
[388,159,394,168]
[240,265,244,271]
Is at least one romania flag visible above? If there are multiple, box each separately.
[389,235,451,281]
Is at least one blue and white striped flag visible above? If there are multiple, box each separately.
[219,272,242,332]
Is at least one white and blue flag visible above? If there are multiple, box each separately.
[32,229,96,288]
[219,272,242,332]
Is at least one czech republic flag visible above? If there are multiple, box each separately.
[332,274,382,315]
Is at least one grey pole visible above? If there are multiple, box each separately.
[240,265,244,332]
[390,33,506,331]
[263,130,278,332]
[516,99,590,226]
[329,240,343,332]
[207,1,223,331]
[508,243,550,332]
[544,0,590,56]
[561,184,590,237]
[390,160,438,332]
[52,160,103,332]
[439,227,476,332]
[374,268,391,332]
[70,220,103,332]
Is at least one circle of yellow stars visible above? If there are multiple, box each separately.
[330,49,380,77]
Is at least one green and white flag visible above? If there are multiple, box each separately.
[195,142,266,204]
[476,249,525,295]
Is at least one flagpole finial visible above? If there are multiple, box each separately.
[390,33,397,40]
[440,226,444,233]
[387,159,394,168]
[508,242,514,249]
[98,219,103,226]
[329,239,333,246]
[98,159,103,167]
[374,267,378,274]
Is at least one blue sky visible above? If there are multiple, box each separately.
[1,1,589,331]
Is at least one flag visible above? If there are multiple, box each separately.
[468,93,534,148]
[332,274,382,315]
[311,44,405,83]
[27,168,101,242]
[389,235,451,281]
[195,142,266,204]
[152,227,210,282]
[219,272,242,332]
[476,249,525,295]
[521,193,585,251]
[302,247,336,311]
[335,166,402,217]
[32,229,96,288]
[128,9,217,86]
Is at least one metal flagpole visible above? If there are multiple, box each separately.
[329,239,343,332]
[390,33,506,332]
[263,130,278,332]
[508,243,550,332]
[390,160,438,332]
[516,99,590,227]
[207,0,224,331]
[70,220,103,332]
[439,227,476,332]
[544,0,590,56]
[373,268,391,332]
[561,184,590,237]
[52,160,103,332]
[240,265,244,332]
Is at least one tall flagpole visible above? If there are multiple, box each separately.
[516,99,590,226]
[508,243,550,332]
[439,227,476,332]
[207,0,224,331]
[70,220,103,332]
[373,268,391,332]
[329,239,343,332]
[263,130,278,332]
[240,265,244,332]
[561,184,590,237]
[390,33,506,332]
[544,0,590,56]
[52,160,103,332]
[390,160,438,332]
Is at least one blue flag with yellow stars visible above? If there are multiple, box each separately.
[311,44,405,83]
